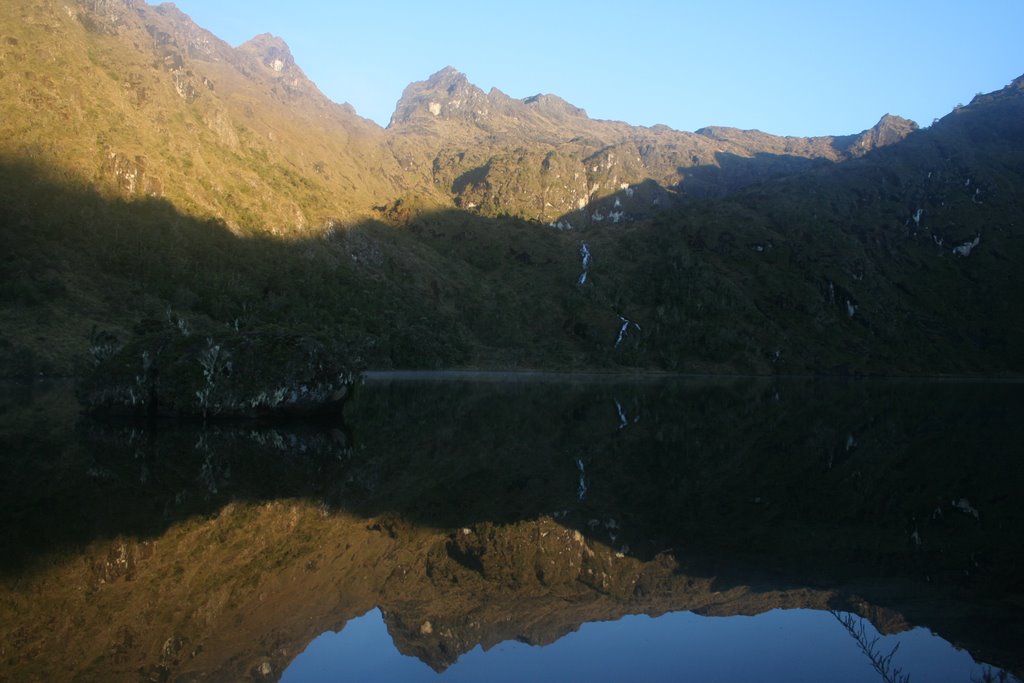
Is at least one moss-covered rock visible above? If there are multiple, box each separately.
[78,330,360,418]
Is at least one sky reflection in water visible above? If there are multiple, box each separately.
[284,607,997,683]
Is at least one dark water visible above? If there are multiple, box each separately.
[0,375,1021,682]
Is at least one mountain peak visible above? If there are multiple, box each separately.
[388,68,592,130]
[422,66,477,98]
[427,66,467,84]
[873,112,917,129]
[238,33,295,73]
[389,66,487,128]
[522,93,587,119]
[853,113,919,151]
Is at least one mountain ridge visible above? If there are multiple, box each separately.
[385,65,923,223]
[1,0,929,229]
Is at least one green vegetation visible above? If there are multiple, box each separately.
[1,0,1021,377]
[0,158,597,374]
[4,126,1022,378]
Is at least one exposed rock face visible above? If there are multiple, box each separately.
[388,67,588,132]
[79,331,360,418]
[74,0,136,34]
[240,33,296,73]
[389,66,492,127]
[236,32,318,102]
[106,152,162,196]
[837,113,920,155]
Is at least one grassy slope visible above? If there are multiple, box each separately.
[0,0,402,231]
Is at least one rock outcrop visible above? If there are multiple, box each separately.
[78,331,359,419]
[835,113,920,155]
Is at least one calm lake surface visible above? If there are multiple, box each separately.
[1,374,1021,682]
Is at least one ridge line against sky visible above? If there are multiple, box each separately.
[164,0,1024,137]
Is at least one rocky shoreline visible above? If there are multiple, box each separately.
[77,330,360,419]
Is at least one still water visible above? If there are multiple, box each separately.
[285,607,999,683]
[0,374,1021,682]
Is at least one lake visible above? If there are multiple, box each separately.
[0,374,1021,682]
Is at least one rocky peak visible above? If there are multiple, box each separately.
[232,33,323,103]
[238,33,296,74]
[522,93,587,120]
[388,68,591,130]
[869,113,919,143]
[845,113,919,155]
[150,3,233,62]
[389,66,489,127]
[425,66,470,92]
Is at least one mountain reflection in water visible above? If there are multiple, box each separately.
[284,607,999,683]
[0,375,1021,682]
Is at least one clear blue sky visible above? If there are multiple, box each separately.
[165,0,1024,137]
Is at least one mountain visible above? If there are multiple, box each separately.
[0,0,919,228]
[1,0,1022,377]
[612,79,1024,373]
[387,66,919,223]
[0,0,403,231]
